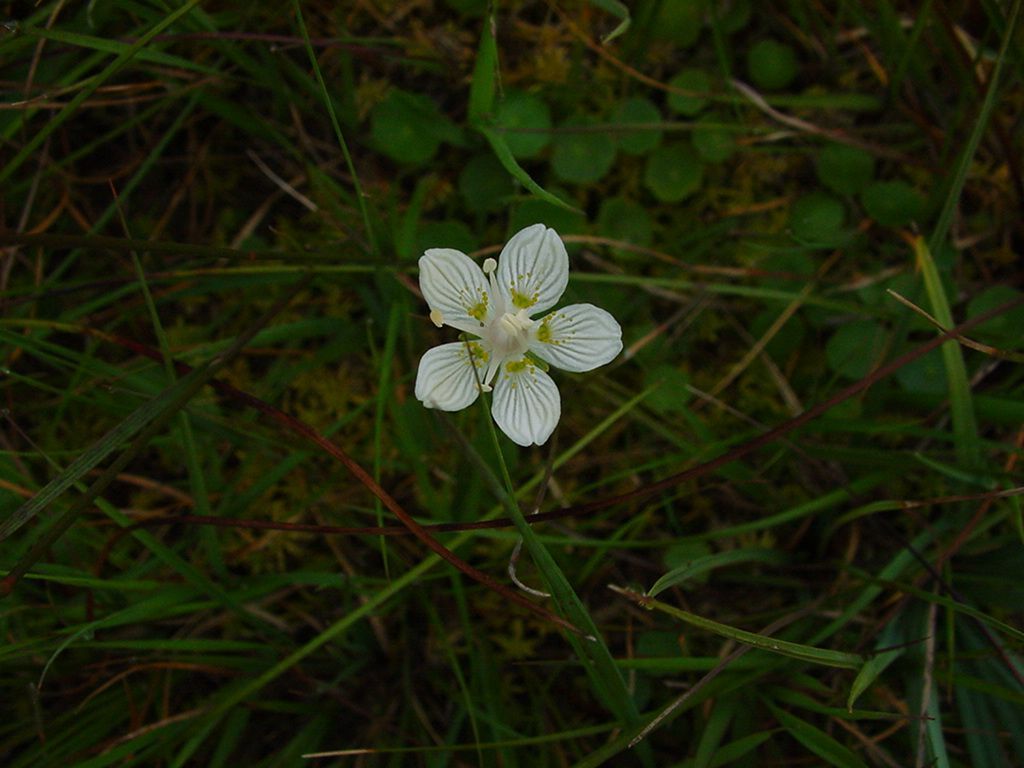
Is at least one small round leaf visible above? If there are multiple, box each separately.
[370,90,445,166]
[495,91,552,159]
[649,0,702,48]
[789,192,846,247]
[597,197,653,257]
[667,68,711,116]
[458,153,514,213]
[747,39,799,90]
[826,320,887,380]
[861,180,925,227]
[692,117,735,163]
[644,143,703,202]
[550,116,617,184]
[816,144,875,195]
[612,97,663,155]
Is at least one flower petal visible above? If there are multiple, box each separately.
[491,357,561,446]
[529,303,622,372]
[419,249,492,333]
[415,341,488,411]
[495,224,568,316]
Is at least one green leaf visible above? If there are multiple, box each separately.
[597,196,653,254]
[667,68,711,115]
[459,152,515,213]
[614,588,863,669]
[648,0,702,48]
[510,195,587,239]
[647,548,787,597]
[789,192,847,247]
[747,39,799,90]
[550,116,617,184]
[611,96,663,155]
[816,144,875,195]
[494,91,552,159]
[846,618,905,710]
[370,90,449,165]
[468,13,498,122]
[588,0,631,43]
[912,236,981,467]
[0,364,212,543]
[479,126,581,212]
[644,143,703,202]
[861,180,925,227]
[966,285,1024,343]
[764,701,869,768]
[692,117,736,163]
[825,320,887,380]
[0,0,205,185]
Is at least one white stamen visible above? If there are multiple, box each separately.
[482,257,497,274]
[429,308,444,328]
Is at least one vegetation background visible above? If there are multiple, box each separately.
[2,1,1023,766]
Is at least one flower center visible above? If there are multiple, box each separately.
[484,309,533,360]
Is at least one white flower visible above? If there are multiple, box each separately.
[414,224,623,446]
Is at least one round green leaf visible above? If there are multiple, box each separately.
[458,153,514,213]
[789,192,846,247]
[758,251,815,287]
[896,350,948,394]
[692,117,735,163]
[370,90,445,166]
[612,97,662,155]
[495,91,552,159]
[967,285,1024,342]
[509,196,586,245]
[858,273,931,332]
[597,196,653,256]
[747,39,799,91]
[861,180,925,227]
[644,143,703,202]
[417,220,478,255]
[550,116,617,184]
[667,68,711,116]
[712,0,752,34]
[826,320,887,380]
[644,365,691,414]
[649,0,702,48]
[816,143,875,195]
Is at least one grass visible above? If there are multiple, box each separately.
[2,1,1024,766]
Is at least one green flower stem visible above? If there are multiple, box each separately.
[481,401,646,739]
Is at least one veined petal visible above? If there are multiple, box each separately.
[419,249,492,333]
[529,303,622,372]
[495,224,568,316]
[491,357,560,446]
[415,341,489,411]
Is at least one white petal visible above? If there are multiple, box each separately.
[529,303,622,372]
[414,342,489,411]
[419,249,492,333]
[496,224,569,316]
[491,358,561,446]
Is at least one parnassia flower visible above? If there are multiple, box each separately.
[414,224,622,446]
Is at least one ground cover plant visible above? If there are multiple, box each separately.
[2,0,1023,765]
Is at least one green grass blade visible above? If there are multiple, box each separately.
[647,547,787,598]
[0,0,203,185]
[911,236,980,467]
[763,699,869,768]
[613,587,863,669]
[293,0,377,257]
